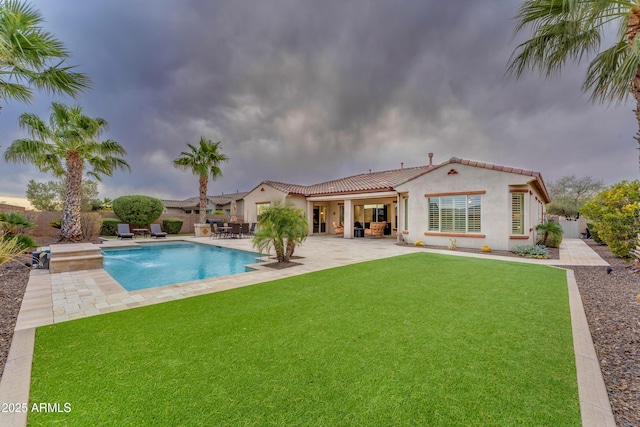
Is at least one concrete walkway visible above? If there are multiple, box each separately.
[0,237,614,426]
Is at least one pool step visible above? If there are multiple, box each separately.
[49,243,104,273]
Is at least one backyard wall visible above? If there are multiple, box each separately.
[27,211,244,237]
[0,203,26,213]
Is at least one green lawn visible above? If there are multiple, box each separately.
[28,253,580,426]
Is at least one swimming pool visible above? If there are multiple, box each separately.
[102,241,261,291]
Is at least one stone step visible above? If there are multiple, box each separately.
[49,253,104,273]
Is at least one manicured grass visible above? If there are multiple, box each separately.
[28,253,580,426]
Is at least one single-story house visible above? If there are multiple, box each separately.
[242,155,550,251]
[162,192,248,216]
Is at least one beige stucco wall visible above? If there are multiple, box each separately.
[242,184,310,230]
[395,164,547,251]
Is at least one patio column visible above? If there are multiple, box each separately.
[343,199,353,239]
[307,200,314,235]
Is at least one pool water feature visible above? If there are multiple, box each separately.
[102,241,261,291]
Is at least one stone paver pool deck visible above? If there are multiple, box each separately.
[0,237,614,426]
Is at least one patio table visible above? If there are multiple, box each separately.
[133,228,149,238]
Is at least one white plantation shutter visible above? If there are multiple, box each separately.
[428,195,482,233]
[511,193,524,234]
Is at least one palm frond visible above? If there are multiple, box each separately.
[0,79,32,103]
[584,39,635,103]
[0,0,90,105]
[17,113,50,140]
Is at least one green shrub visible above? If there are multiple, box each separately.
[212,210,225,215]
[49,217,62,229]
[112,195,163,228]
[162,218,183,234]
[535,221,563,248]
[511,245,549,259]
[0,212,36,236]
[586,222,603,244]
[581,180,640,258]
[101,218,120,236]
[2,234,37,251]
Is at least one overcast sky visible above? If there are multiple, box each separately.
[0,0,637,203]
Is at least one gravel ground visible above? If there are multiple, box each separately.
[0,255,30,381]
[566,240,640,427]
[0,239,637,426]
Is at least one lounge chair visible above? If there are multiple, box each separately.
[332,221,344,235]
[150,223,167,239]
[365,222,386,238]
[117,224,135,239]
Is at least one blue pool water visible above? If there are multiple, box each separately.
[102,242,261,291]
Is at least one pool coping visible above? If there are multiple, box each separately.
[0,238,615,426]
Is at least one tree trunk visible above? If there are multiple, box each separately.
[60,152,83,242]
[628,8,640,171]
[286,239,296,261]
[199,175,208,224]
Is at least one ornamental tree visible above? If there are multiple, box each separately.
[581,180,640,258]
[112,195,163,228]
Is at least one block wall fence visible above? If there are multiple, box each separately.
[21,211,244,237]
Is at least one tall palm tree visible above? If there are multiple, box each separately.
[3,102,129,241]
[0,0,91,109]
[508,1,640,167]
[173,138,229,224]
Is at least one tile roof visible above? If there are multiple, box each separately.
[447,157,550,202]
[261,157,549,202]
[263,166,434,196]
[161,192,249,209]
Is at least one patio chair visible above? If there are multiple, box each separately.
[365,222,386,238]
[117,224,135,239]
[248,222,256,236]
[332,221,344,235]
[229,223,241,238]
[150,223,167,239]
[210,223,225,239]
[240,222,250,238]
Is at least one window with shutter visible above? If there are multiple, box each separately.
[511,193,524,234]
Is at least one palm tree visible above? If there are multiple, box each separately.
[3,102,129,241]
[252,202,308,263]
[536,221,564,246]
[508,1,640,166]
[0,0,91,109]
[173,138,229,224]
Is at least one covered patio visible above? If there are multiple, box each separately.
[306,192,399,238]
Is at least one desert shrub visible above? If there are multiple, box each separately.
[545,232,562,248]
[81,213,103,240]
[162,218,183,234]
[586,222,603,244]
[535,221,563,248]
[511,245,549,259]
[2,234,37,251]
[581,180,640,258]
[0,237,24,265]
[49,217,62,229]
[112,195,163,228]
[0,212,36,236]
[101,218,120,236]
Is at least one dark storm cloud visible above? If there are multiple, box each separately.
[1,0,636,203]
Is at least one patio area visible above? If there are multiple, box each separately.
[0,237,615,426]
